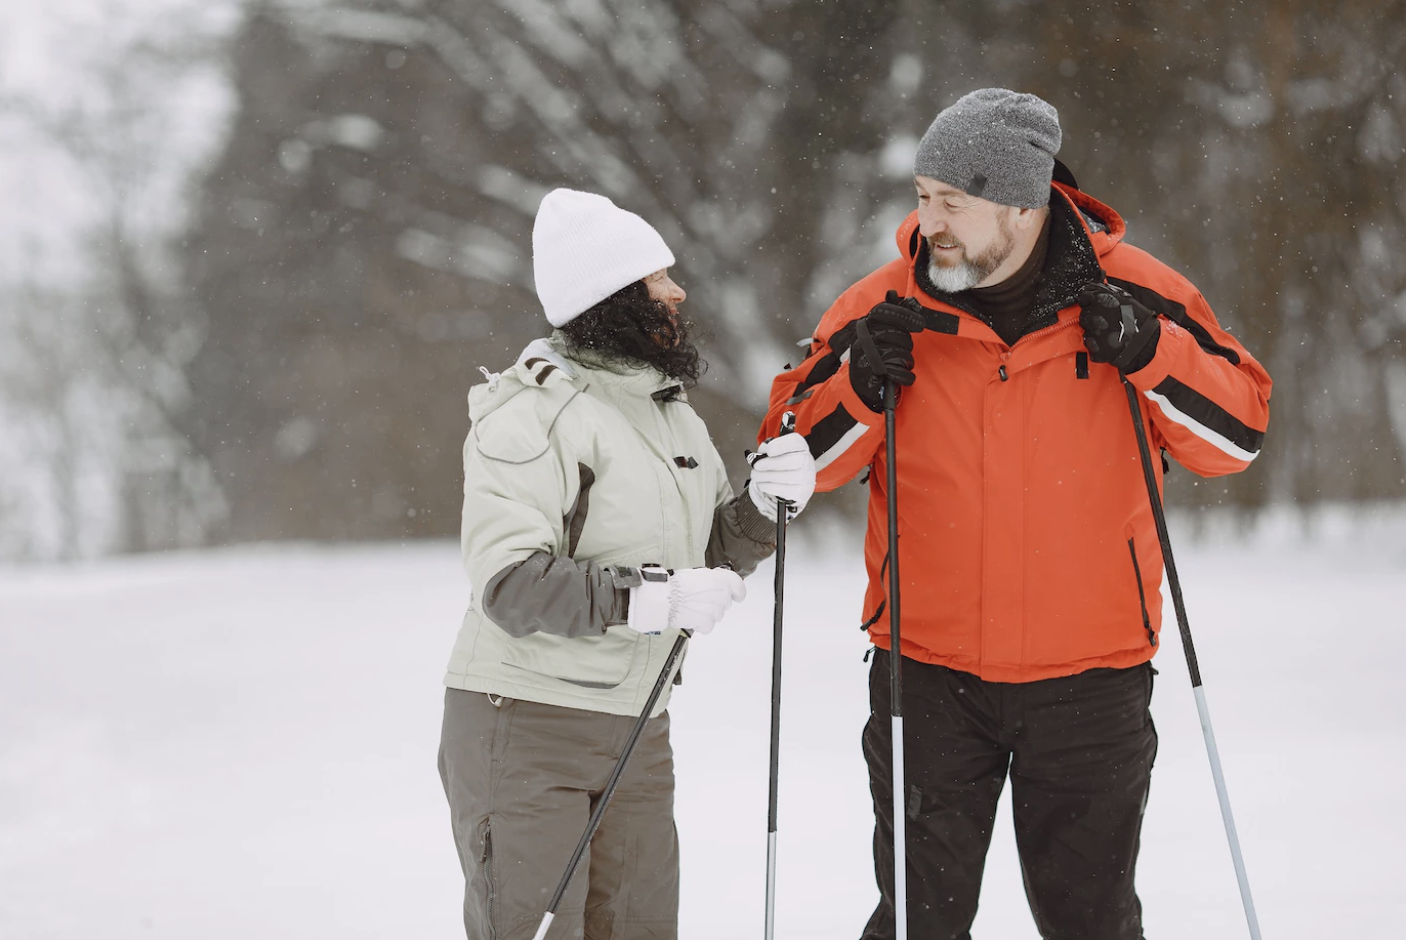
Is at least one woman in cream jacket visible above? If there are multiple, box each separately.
[439,189,815,940]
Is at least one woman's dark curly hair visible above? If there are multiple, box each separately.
[558,279,705,386]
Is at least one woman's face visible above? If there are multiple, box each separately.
[643,269,686,317]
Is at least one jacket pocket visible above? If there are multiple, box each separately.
[1126,538,1158,647]
[498,628,642,689]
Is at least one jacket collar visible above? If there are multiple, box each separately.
[542,333,686,401]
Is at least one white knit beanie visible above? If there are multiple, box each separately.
[532,188,676,327]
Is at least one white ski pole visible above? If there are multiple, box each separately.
[883,376,907,940]
[1121,375,1261,939]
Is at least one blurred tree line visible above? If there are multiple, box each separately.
[0,2,234,561]
[5,0,1405,558]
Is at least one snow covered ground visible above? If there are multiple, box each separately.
[2,509,1404,939]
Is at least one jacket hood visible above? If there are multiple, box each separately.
[468,333,682,423]
[893,182,1126,264]
[468,336,577,424]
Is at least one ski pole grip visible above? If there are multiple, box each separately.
[747,412,798,468]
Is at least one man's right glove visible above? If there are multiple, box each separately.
[627,566,747,635]
[847,298,926,412]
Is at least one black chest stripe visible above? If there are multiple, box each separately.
[1108,277,1242,366]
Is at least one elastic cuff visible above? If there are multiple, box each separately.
[734,488,779,544]
[627,579,672,634]
[606,587,630,626]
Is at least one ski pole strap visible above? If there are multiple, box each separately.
[855,318,888,382]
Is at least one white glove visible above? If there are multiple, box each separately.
[747,432,817,522]
[627,567,747,635]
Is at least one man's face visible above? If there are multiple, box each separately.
[915,175,1018,293]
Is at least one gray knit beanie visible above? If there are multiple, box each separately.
[913,88,1061,209]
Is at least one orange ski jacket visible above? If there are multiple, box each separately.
[760,183,1271,682]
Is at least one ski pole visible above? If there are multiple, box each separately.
[856,294,924,940]
[760,411,797,940]
[1121,376,1262,940]
[883,376,908,940]
[529,628,693,940]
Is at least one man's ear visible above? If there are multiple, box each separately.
[1012,205,1047,232]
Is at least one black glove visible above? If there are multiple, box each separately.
[1078,282,1161,373]
[847,295,926,412]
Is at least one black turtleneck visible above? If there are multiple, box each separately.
[962,213,1053,347]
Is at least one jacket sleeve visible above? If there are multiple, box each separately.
[704,479,777,576]
[1116,276,1271,477]
[758,276,894,491]
[479,553,632,638]
[461,397,631,638]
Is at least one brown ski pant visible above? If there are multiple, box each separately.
[438,689,679,940]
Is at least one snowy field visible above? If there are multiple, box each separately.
[2,509,1404,939]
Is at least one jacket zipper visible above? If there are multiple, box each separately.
[1126,538,1157,647]
[989,319,1078,381]
[1014,316,1080,346]
[651,396,694,562]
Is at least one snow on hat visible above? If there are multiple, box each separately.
[532,188,676,328]
[913,88,1062,209]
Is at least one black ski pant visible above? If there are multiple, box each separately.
[860,651,1157,940]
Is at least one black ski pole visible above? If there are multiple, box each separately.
[529,628,693,940]
[1121,375,1261,940]
[883,376,909,940]
[761,411,797,940]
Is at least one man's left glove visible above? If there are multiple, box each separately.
[747,432,816,522]
[1078,282,1161,373]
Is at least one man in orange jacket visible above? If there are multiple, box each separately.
[760,88,1271,939]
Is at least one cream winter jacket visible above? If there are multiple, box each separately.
[445,336,775,717]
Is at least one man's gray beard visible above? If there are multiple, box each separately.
[926,225,1016,293]
[927,258,984,293]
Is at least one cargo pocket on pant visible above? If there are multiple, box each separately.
[490,695,514,764]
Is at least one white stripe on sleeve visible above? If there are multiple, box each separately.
[814,421,871,472]
[1143,388,1260,463]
